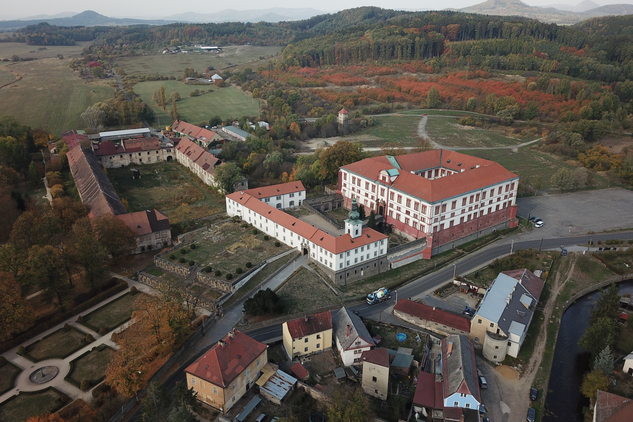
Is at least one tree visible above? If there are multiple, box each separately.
[214,162,243,194]
[550,168,575,192]
[51,197,89,232]
[25,414,64,422]
[171,99,179,120]
[358,204,366,220]
[589,283,621,325]
[170,92,181,103]
[580,369,609,405]
[28,161,40,185]
[169,406,198,422]
[0,271,34,342]
[159,86,166,110]
[141,382,171,422]
[367,210,376,229]
[67,218,109,291]
[173,380,198,409]
[80,105,105,131]
[593,345,615,374]
[93,215,137,261]
[28,245,71,306]
[381,142,405,156]
[579,316,619,358]
[327,387,371,422]
[243,288,284,316]
[318,141,364,181]
[427,86,442,108]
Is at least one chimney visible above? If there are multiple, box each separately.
[347,324,351,336]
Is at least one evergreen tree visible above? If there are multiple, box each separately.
[141,382,171,422]
[427,87,442,109]
[593,345,615,374]
[589,283,621,325]
[367,210,376,229]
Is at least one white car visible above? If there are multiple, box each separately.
[534,221,544,228]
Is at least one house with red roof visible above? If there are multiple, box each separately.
[338,108,349,125]
[243,181,306,210]
[171,119,224,148]
[594,390,633,422]
[361,348,390,400]
[185,330,268,413]
[282,311,332,359]
[93,137,173,168]
[338,149,519,257]
[393,299,471,337]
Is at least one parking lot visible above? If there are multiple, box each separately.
[517,188,633,239]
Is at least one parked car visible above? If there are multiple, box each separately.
[528,216,538,222]
[534,221,544,228]
[463,306,476,317]
[479,375,488,389]
[255,413,268,422]
[527,407,536,422]
[479,404,486,415]
[483,418,490,422]
[530,387,538,401]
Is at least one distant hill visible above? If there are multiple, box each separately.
[549,1,600,12]
[460,0,633,24]
[0,10,173,31]
[164,8,325,23]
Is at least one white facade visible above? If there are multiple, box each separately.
[258,191,305,210]
[336,335,374,367]
[624,353,633,375]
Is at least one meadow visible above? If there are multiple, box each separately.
[0,42,92,60]
[134,81,259,125]
[114,45,282,78]
[0,58,113,134]
[424,116,535,148]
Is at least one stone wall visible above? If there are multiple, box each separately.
[196,271,234,293]
[155,255,194,277]
[331,256,388,285]
[138,272,219,313]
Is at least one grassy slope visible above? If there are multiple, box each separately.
[425,116,533,148]
[0,68,16,85]
[0,59,113,134]
[134,81,259,124]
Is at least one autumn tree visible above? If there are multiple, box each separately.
[427,86,442,108]
[93,215,137,262]
[580,369,609,405]
[25,413,64,422]
[0,271,34,341]
[9,209,61,251]
[327,387,372,422]
[381,142,405,156]
[318,141,364,181]
[28,245,71,306]
[80,105,105,131]
[50,197,89,232]
[550,168,575,192]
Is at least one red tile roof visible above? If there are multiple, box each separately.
[289,362,309,380]
[172,120,219,143]
[413,371,436,408]
[502,269,545,300]
[361,348,389,368]
[285,311,332,339]
[394,299,471,332]
[226,191,388,254]
[176,138,219,175]
[341,150,518,203]
[595,390,633,422]
[124,137,161,152]
[185,330,267,388]
[339,108,349,114]
[116,209,170,236]
[244,181,305,198]
[61,133,87,150]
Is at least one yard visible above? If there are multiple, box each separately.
[0,388,66,422]
[65,345,114,389]
[133,81,259,124]
[23,326,89,362]
[164,220,290,274]
[465,249,554,288]
[0,58,114,134]
[365,322,428,362]
[0,362,21,395]
[80,292,142,333]
[107,161,225,222]
[276,267,342,314]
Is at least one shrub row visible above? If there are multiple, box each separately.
[0,280,129,354]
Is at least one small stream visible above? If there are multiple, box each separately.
[543,280,633,422]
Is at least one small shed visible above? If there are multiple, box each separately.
[256,363,297,405]
[290,362,310,381]
[211,73,223,81]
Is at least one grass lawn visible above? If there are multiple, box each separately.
[0,387,65,422]
[166,220,290,273]
[277,267,342,314]
[107,161,225,221]
[80,293,142,333]
[462,148,611,190]
[367,322,428,361]
[115,46,282,78]
[425,116,534,148]
[0,59,114,135]
[65,346,114,389]
[360,115,421,146]
[134,81,259,124]
[0,362,21,395]
[24,326,88,362]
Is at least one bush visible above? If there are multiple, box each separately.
[233,216,240,222]
[215,270,222,276]
[179,257,186,263]
[188,260,195,266]
[169,254,176,259]
[0,356,6,367]
[204,266,212,273]
[85,334,94,343]
[63,323,71,331]
[241,223,248,228]
[60,394,70,404]
[629,239,633,245]
[76,315,84,323]
[99,327,107,335]
[236,267,242,274]
[17,346,26,355]
[275,241,281,247]
[252,229,258,235]
[264,235,269,241]
[180,248,187,255]
[245,262,252,268]
[190,244,196,249]
[80,380,91,391]
[243,288,284,316]
[226,273,233,280]
[130,286,138,295]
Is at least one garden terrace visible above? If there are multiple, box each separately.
[64,345,114,390]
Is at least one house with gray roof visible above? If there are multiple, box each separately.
[441,334,481,410]
[469,269,544,362]
[333,307,375,366]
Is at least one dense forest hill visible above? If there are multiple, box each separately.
[460,0,633,24]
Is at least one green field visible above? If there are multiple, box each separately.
[107,161,225,220]
[360,115,421,146]
[462,148,611,190]
[0,67,16,86]
[0,388,65,422]
[0,58,113,134]
[425,116,533,148]
[0,42,92,61]
[134,80,259,124]
[115,46,282,78]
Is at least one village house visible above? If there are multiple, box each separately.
[175,138,220,186]
[338,149,519,256]
[185,330,268,413]
[221,125,250,141]
[594,390,633,422]
[338,108,349,125]
[226,192,388,284]
[93,137,175,168]
[116,209,172,253]
[393,299,471,337]
[172,120,224,148]
[361,348,390,400]
[333,307,375,366]
[282,311,332,359]
[469,269,544,362]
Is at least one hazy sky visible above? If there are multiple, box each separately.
[2,0,632,19]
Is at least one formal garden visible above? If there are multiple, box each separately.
[0,360,21,395]
[64,345,115,391]
[18,326,90,362]
[0,387,67,422]
[78,291,142,333]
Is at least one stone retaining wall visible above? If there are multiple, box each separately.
[138,272,219,314]
[155,255,194,277]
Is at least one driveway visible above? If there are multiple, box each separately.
[517,188,633,240]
